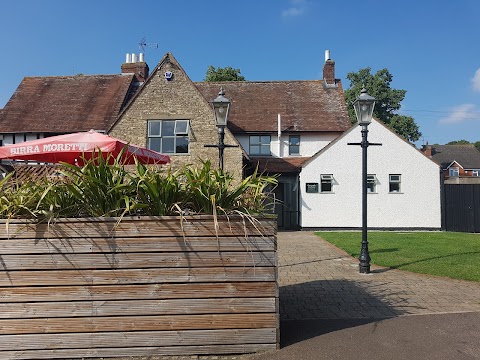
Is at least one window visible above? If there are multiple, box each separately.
[249,135,271,155]
[472,170,480,177]
[289,135,300,155]
[320,174,334,193]
[367,174,377,193]
[389,174,401,193]
[148,120,189,154]
[449,167,459,177]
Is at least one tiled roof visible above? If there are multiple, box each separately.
[427,145,480,169]
[0,75,134,133]
[250,156,310,174]
[195,81,350,134]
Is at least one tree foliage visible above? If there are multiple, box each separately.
[204,66,245,82]
[447,140,480,151]
[344,67,421,142]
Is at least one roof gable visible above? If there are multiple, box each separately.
[195,80,350,134]
[0,75,134,133]
[303,118,439,169]
[427,144,480,169]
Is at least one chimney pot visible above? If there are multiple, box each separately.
[131,53,137,63]
[325,50,330,62]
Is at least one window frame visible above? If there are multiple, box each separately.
[389,174,401,193]
[289,135,300,155]
[249,135,271,156]
[320,174,334,193]
[367,174,377,193]
[147,119,190,155]
[472,170,480,177]
[449,167,459,177]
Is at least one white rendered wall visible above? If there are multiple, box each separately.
[300,120,442,229]
[235,133,340,157]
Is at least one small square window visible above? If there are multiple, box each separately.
[249,135,271,155]
[367,174,377,193]
[472,170,480,177]
[449,168,459,177]
[320,174,334,193]
[389,174,401,193]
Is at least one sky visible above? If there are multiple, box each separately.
[1,0,480,147]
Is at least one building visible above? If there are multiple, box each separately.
[300,119,442,230]
[421,144,480,184]
[0,50,441,230]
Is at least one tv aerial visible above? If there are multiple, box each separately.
[139,37,158,53]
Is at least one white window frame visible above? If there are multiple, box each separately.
[320,174,334,193]
[289,135,300,155]
[367,174,377,193]
[449,167,459,177]
[389,174,401,193]
[472,170,480,177]
[249,135,271,156]
[147,120,190,154]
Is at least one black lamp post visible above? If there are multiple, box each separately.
[348,88,380,274]
[204,87,237,170]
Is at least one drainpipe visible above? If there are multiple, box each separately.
[278,114,282,157]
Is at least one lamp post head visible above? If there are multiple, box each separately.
[353,88,376,126]
[212,87,231,127]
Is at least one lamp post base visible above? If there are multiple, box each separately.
[359,264,371,274]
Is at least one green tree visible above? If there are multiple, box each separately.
[446,140,471,145]
[344,67,421,142]
[204,66,245,82]
[475,141,480,151]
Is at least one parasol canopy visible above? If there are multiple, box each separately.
[0,130,170,165]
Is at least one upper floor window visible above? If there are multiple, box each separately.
[148,120,189,154]
[472,170,480,177]
[289,135,300,155]
[367,174,377,193]
[389,174,401,193]
[249,135,271,155]
[449,167,459,177]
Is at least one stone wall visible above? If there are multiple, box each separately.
[110,54,244,177]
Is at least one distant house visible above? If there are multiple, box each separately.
[421,144,480,184]
[300,119,442,230]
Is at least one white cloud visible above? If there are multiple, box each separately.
[472,68,480,92]
[439,104,477,124]
[282,0,307,17]
[282,6,304,17]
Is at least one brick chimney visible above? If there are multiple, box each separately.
[422,143,433,157]
[121,53,149,82]
[323,50,336,86]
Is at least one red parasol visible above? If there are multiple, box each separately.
[0,130,170,165]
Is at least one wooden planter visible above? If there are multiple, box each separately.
[0,215,278,359]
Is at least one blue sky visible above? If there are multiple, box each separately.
[1,0,480,146]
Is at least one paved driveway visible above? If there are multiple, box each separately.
[278,231,480,320]
[247,231,480,360]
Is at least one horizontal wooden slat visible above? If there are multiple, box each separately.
[0,328,276,350]
[0,217,276,239]
[0,236,276,254]
[0,297,276,319]
[0,344,277,359]
[0,251,275,270]
[0,267,276,287]
[0,282,277,302]
[0,313,276,335]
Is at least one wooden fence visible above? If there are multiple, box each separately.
[444,184,480,232]
[0,216,278,359]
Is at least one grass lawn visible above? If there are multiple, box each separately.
[315,231,480,282]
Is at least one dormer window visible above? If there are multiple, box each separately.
[449,167,459,177]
